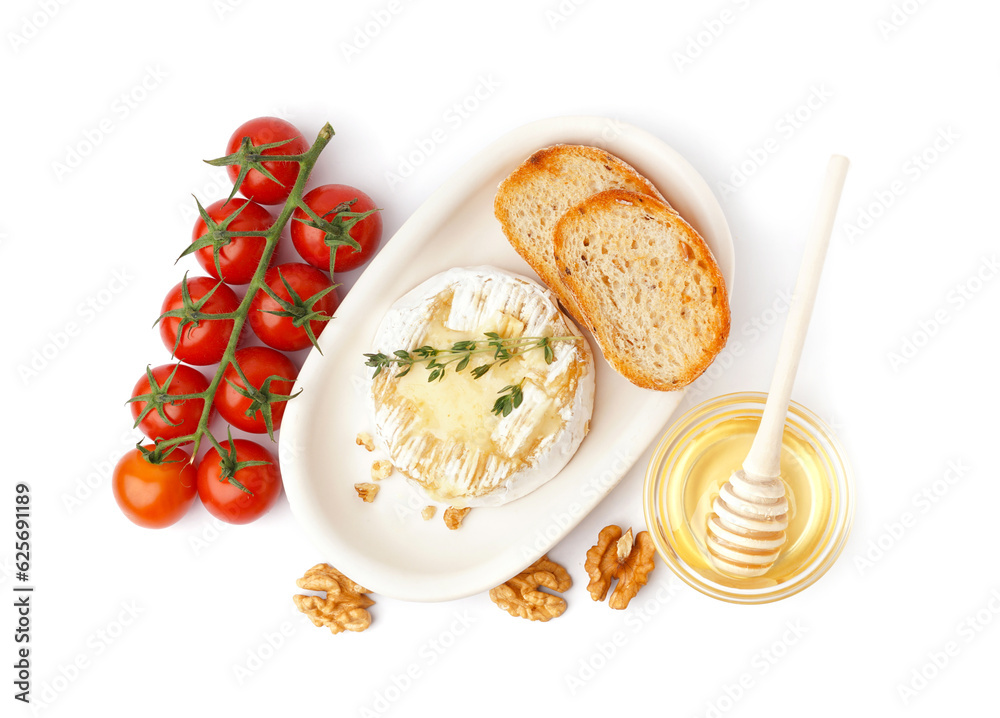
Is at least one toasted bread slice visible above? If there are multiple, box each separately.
[494,144,664,325]
[554,189,730,391]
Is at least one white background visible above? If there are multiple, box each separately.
[3,0,998,716]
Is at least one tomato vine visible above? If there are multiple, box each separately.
[128,123,338,486]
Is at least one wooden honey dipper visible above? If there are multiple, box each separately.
[707,156,849,578]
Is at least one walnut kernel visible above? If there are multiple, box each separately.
[443,506,471,530]
[371,460,393,481]
[355,482,379,503]
[489,555,572,621]
[356,432,375,451]
[585,525,656,610]
[421,506,436,521]
[293,563,374,634]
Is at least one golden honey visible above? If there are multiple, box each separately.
[644,393,853,603]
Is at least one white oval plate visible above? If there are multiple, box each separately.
[280,116,735,602]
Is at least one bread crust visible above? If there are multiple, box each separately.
[553,190,730,391]
[494,145,665,326]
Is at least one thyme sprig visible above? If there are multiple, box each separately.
[364,333,580,416]
[493,380,525,417]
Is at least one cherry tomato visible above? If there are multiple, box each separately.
[190,198,274,285]
[159,276,240,365]
[197,439,282,524]
[291,184,383,274]
[129,364,211,442]
[249,263,339,352]
[113,446,199,529]
[226,117,309,205]
[214,346,298,435]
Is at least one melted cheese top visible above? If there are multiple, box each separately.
[367,267,594,507]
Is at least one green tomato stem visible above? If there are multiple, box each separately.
[242,154,306,163]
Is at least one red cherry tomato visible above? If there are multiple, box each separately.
[196,439,282,524]
[291,184,382,274]
[158,276,240,365]
[113,446,199,529]
[249,263,339,352]
[225,117,309,205]
[129,364,211,442]
[214,346,298,435]
[190,198,274,285]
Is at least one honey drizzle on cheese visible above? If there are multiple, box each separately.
[369,269,592,505]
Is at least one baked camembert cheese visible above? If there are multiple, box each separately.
[367,266,595,507]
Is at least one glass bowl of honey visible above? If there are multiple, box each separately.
[643,392,854,604]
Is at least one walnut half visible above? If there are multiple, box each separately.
[585,525,656,610]
[293,563,374,634]
[489,555,572,621]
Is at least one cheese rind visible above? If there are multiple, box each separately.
[367,266,595,507]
